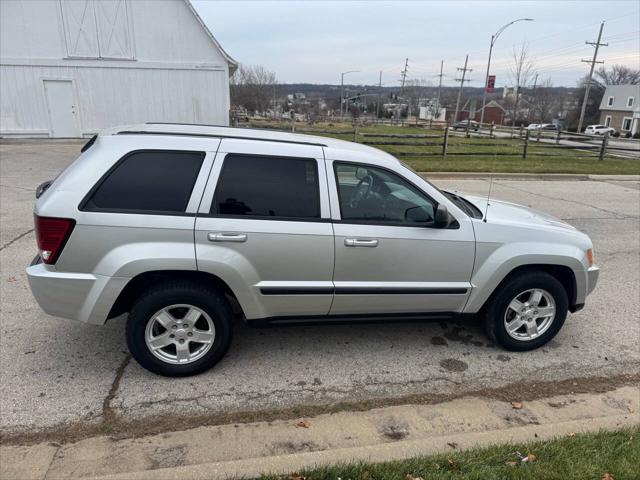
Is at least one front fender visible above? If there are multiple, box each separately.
[464,241,589,313]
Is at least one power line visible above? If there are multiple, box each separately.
[577,21,608,133]
[376,70,382,118]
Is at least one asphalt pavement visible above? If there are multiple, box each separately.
[1,140,639,437]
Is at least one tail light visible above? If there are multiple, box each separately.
[34,215,75,264]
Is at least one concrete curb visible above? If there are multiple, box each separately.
[421,172,640,181]
[87,414,637,480]
[589,174,640,181]
[2,386,637,480]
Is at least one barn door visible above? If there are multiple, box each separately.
[43,80,81,138]
[59,0,134,59]
[60,0,100,58]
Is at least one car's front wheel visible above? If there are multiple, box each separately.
[483,271,568,351]
[126,282,233,376]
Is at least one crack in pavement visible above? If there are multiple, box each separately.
[594,249,640,261]
[491,180,639,220]
[43,444,63,480]
[119,376,465,412]
[559,216,639,221]
[591,179,640,191]
[102,355,132,427]
[0,183,34,192]
[4,371,637,447]
[0,228,34,251]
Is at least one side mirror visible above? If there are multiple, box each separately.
[405,205,433,223]
[433,204,450,228]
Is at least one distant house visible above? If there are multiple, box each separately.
[450,98,507,125]
[1,0,237,137]
[475,100,507,125]
[598,85,640,135]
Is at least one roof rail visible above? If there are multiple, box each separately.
[145,122,228,128]
[115,130,328,147]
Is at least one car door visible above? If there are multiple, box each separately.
[195,138,334,320]
[327,159,476,316]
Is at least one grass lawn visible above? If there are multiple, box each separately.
[246,121,640,175]
[403,156,640,174]
[256,427,639,480]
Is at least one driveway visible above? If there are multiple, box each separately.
[1,140,639,438]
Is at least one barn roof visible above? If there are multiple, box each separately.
[184,0,238,74]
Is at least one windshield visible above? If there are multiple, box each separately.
[399,161,444,195]
[397,162,482,219]
[443,191,483,219]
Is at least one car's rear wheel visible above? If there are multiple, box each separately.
[126,282,233,376]
[483,271,568,351]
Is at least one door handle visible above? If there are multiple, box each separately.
[344,238,378,247]
[208,233,247,243]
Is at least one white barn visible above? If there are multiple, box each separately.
[0,0,237,137]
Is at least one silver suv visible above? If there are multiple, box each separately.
[27,124,599,376]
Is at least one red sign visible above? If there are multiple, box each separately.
[487,75,496,93]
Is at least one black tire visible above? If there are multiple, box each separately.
[126,281,233,377]
[483,271,568,351]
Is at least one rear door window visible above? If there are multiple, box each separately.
[83,150,205,214]
[211,154,320,219]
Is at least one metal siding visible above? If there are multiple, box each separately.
[0,64,230,136]
[1,0,233,136]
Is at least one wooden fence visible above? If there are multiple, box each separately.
[238,121,639,161]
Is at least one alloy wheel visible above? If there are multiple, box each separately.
[144,304,215,364]
[503,288,556,341]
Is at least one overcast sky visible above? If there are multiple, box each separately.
[192,0,640,88]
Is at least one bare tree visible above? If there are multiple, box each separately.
[402,79,432,118]
[530,78,559,123]
[508,43,535,126]
[594,64,640,86]
[230,64,277,115]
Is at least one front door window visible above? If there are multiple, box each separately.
[334,163,436,225]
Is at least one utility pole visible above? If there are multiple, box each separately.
[454,55,472,123]
[531,73,538,122]
[577,21,607,133]
[340,74,344,119]
[396,58,409,120]
[376,71,382,119]
[400,57,409,93]
[435,60,444,119]
[340,70,359,120]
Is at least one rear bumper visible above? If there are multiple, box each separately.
[26,257,128,325]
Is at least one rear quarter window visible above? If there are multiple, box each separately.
[82,150,205,214]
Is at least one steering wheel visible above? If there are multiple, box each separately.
[350,174,373,208]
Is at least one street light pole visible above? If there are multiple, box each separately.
[479,18,533,126]
[340,70,359,119]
